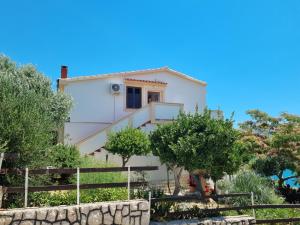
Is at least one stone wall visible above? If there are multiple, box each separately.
[0,200,149,225]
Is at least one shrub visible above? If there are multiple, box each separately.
[217,170,283,206]
[46,144,81,184]
[26,188,128,207]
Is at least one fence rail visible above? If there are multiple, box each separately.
[0,166,158,175]
[6,181,148,193]
[2,165,158,208]
[161,204,300,217]
[151,194,300,224]
[256,217,300,224]
[151,193,251,203]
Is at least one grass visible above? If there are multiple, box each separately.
[79,155,126,184]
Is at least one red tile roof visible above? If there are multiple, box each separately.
[125,78,167,85]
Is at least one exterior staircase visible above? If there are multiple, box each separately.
[76,102,183,154]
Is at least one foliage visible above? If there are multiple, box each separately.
[150,110,246,194]
[217,170,284,206]
[0,55,72,174]
[5,188,128,208]
[252,155,295,178]
[239,110,300,186]
[105,126,151,166]
[48,144,81,168]
[46,144,81,184]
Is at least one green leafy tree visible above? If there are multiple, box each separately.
[0,55,72,174]
[150,110,245,195]
[239,110,300,187]
[105,127,151,167]
[47,144,81,184]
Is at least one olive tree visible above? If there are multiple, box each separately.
[105,127,151,167]
[0,55,72,174]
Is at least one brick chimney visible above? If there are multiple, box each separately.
[61,65,68,79]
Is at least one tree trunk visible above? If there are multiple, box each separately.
[277,170,284,188]
[213,179,217,195]
[173,167,183,195]
[122,157,129,167]
[166,167,171,194]
[191,174,206,197]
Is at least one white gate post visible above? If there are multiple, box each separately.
[148,191,152,218]
[24,168,28,208]
[251,192,256,218]
[77,167,80,205]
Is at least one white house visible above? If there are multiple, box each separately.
[58,66,207,181]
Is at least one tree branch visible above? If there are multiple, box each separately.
[282,175,300,181]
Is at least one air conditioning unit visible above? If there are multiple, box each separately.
[110,83,122,95]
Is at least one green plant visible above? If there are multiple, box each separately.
[0,55,72,174]
[239,110,300,187]
[217,170,284,206]
[105,126,151,166]
[46,144,81,184]
[150,110,245,195]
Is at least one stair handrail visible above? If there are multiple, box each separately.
[75,103,152,146]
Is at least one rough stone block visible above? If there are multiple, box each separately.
[138,202,149,211]
[122,205,130,216]
[114,210,122,225]
[141,212,150,225]
[122,216,130,225]
[109,204,116,216]
[103,213,114,225]
[88,210,103,225]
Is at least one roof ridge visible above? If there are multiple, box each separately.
[59,66,207,86]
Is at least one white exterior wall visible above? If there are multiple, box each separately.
[64,122,110,144]
[127,71,206,113]
[64,77,129,124]
[64,71,206,124]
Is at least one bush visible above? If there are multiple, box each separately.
[49,144,81,168]
[46,144,81,184]
[217,170,283,206]
[26,188,128,207]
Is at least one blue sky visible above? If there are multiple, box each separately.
[1,0,300,123]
